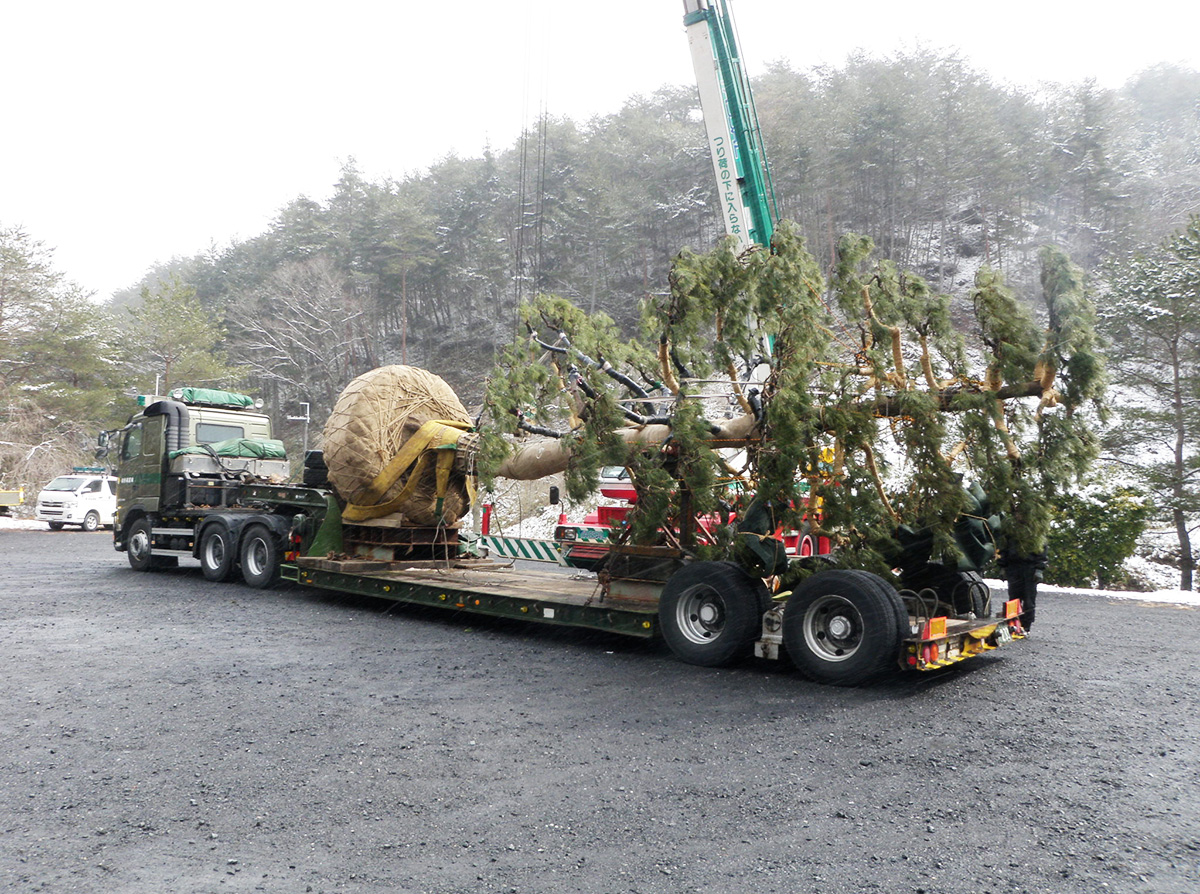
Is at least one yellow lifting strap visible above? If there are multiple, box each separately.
[342,419,475,523]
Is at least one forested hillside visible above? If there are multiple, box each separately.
[115,58,1200,413]
[3,53,1198,583]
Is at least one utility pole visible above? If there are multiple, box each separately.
[287,402,311,457]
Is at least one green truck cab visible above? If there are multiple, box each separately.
[102,388,314,585]
[112,388,284,518]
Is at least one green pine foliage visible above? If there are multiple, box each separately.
[1098,217,1200,588]
[0,227,130,492]
[123,277,246,395]
[482,223,1105,574]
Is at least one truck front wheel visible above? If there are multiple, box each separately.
[658,561,767,667]
[83,511,101,532]
[126,517,177,571]
[240,524,280,589]
[200,525,239,582]
[127,518,155,571]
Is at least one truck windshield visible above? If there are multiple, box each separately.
[196,423,245,443]
[43,477,82,492]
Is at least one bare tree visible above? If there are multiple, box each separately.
[231,257,381,424]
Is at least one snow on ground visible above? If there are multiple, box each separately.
[0,516,44,532]
[983,577,1200,607]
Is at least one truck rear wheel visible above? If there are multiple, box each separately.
[200,525,239,582]
[783,570,906,685]
[240,524,280,589]
[658,561,767,667]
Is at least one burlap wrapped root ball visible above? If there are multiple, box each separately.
[322,365,474,527]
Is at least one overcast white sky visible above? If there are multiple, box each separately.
[4,0,1196,299]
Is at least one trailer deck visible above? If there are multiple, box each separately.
[286,552,1026,674]
[286,557,659,638]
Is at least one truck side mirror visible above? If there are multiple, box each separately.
[95,431,109,460]
[549,485,560,505]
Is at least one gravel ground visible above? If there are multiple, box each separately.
[2,528,1198,894]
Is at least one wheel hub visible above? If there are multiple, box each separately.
[803,594,863,661]
[676,586,727,643]
[827,614,852,639]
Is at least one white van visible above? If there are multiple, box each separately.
[35,471,118,531]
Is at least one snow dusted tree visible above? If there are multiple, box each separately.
[1100,217,1200,589]
[0,226,126,489]
[122,276,243,395]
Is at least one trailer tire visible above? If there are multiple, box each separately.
[240,524,281,589]
[783,569,906,685]
[83,511,101,533]
[658,561,767,668]
[199,524,239,582]
[843,569,914,638]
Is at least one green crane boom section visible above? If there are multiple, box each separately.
[682,0,778,248]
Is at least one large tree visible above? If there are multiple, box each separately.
[0,226,125,489]
[1100,217,1200,589]
[480,225,1104,595]
[122,276,244,395]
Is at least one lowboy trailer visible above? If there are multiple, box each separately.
[103,389,1028,686]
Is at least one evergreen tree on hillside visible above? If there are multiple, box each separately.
[122,277,244,395]
[1100,217,1200,589]
[0,226,125,489]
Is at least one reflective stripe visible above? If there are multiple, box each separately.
[479,536,567,565]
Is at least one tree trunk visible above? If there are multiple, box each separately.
[1171,339,1194,590]
[1174,506,1194,591]
[495,414,760,481]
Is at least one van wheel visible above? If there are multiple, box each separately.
[240,524,280,589]
[48,522,65,531]
[82,511,101,532]
[200,525,239,582]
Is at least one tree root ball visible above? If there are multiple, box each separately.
[322,365,473,527]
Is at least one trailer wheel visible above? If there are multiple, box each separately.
[658,561,767,668]
[240,524,280,589]
[199,525,239,582]
[843,569,914,637]
[783,570,906,685]
[82,511,101,533]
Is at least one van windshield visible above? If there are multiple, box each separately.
[43,477,83,492]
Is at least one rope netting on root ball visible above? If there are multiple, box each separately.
[322,365,478,527]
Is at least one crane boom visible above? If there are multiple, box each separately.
[682,0,777,249]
